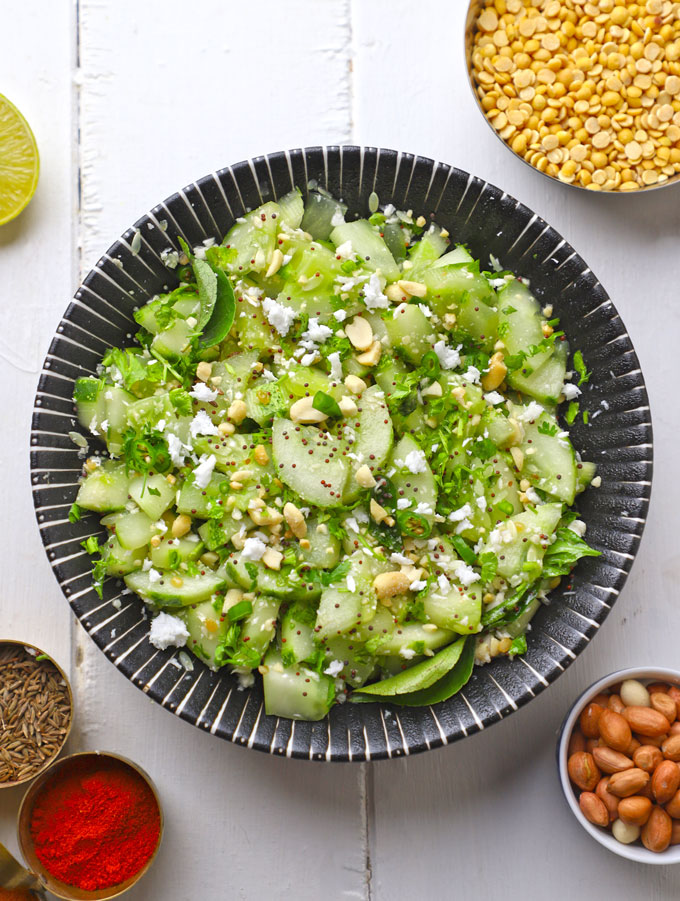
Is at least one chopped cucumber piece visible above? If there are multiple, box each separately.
[76,463,129,513]
[272,418,349,507]
[330,219,400,281]
[262,651,335,721]
[115,510,154,550]
[124,570,226,607]
[128,474,175,520]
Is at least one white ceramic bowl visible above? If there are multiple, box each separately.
[558,667,680,865]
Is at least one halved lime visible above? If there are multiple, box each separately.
[0,94,39,225]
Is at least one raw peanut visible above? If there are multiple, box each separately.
[672,821,680,846]
[670,722,680,736]
[639,779,656,801]
[618,795,653,827]
[608,694,626,714]
[634,745,664,773]
[624,706,671,738]
[626,737,642,756]
[580,702,604,738]
[668,685,680,718]
[666,789,680,818]
[592,692,611,707]
[621,679,651,708]
[598,709,632,753]
[568,729,586,756]
[568,752,601,792]
[596,777,619,822]
[641,806,672,853]
[612,819,640,845]
[592,746,634,775]
[608,768,650,798]
[647,682,670,694]
[637,733,664,748]
[586,738,600,754]
[662,734,680,762]
[652,761,680,805]
[651,692,677,724]
[579,792,609,827]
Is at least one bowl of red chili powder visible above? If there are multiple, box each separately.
[17,752,162,900]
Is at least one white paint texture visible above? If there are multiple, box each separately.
[2,1,680,899]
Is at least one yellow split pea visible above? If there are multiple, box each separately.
[471,0,680,191]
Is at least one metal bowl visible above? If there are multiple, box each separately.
[0,640,73,790]
[464,0,680,193]
[17,751,163,900]
[557,667,680,864]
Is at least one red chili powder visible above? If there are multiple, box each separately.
[29,757,161,891]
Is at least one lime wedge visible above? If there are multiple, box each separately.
[0,94,39,225]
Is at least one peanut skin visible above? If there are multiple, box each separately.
[568,752,601,792]
[641,806,672,853]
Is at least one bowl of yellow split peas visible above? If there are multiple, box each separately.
[465,0,680,192]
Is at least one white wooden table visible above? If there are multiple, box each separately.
[2,2,680,898]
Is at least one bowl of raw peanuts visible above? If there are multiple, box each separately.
[558,668,680,862]
[466,0,680,191]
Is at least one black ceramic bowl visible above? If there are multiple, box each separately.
[31,146,652,761]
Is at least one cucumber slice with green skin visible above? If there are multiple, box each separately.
[406,225,448,270]
[374,356,410,402]
[198,514,253,551]
[101,535,146,577]
[76,463,130,513]
[114,510,154,550]
[74,377,106,433]
[278,365,342,400]
[484,409,517,449]
[521,412,577,504]
[103,385,135,454]
[281,602,318,665]
[390,435,438,529]
[424,265,494,310]
[431,246,475,268]
[486,503,563,580]
[272,418,349,508]
[255,567,321,603]
[512,341,567,404]
[151,319,193,361]
[125,394,176,432]
[382,222,407,262]
[486,453,523,520]
[322,638,376,688]
[301,192,347,241]
[342,385,394,503]
[277,242,345,318]
[231,302,273,353]
[244,382,288,424]
[223,202,281,275]
[175,473,226,518]
[372,622,455,657]
[277,188,304,229]
[330,220,400,282]
[217,350,259,399]
[192,435,256,475]
[184,600,228,669]
[385,304,436,364]
[424,582,482,635]
[262,651,335,721]
[315,551,390,639]
[128,474,175,520]
[576,460,596,493]
[124,570,226,607]
[503,597,541,639]
[294,518,341,570]
[150,535,204,569]
[241,595,280,658]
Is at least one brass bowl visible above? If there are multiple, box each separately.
[464,0,680,194]
[0,640,73,790]
[17,752,164,900]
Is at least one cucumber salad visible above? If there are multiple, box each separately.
[72,187,600,721]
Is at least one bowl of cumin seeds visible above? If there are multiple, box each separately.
[0,641,73,789]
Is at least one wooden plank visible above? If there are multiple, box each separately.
[353,3,680,898]
[74,2,367,899]
[0,0,75,864]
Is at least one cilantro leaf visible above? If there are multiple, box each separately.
[564,401,579,425]
[478,551,498,582]
[573,350,591,386]
[68,503,82,524]
[508,635,527,657]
